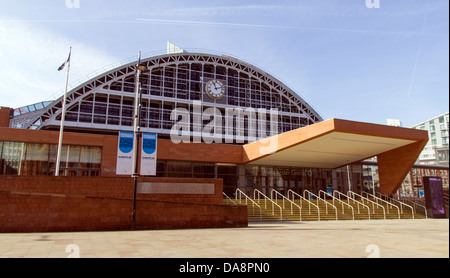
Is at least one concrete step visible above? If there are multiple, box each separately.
[225,197,430,222]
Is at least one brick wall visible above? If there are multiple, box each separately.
[0,107,11,127]
[0,192,132,232]
[0,176,247,233]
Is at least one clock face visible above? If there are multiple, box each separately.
[205,79,225,100]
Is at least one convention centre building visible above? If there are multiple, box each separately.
[0,43,440,232]
[0,45,437,232]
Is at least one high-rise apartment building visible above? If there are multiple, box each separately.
[412,112,449,166]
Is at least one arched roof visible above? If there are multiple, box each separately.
[11,52,323,132]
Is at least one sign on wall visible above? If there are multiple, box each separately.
[140,133,157,176]
[116,131,134,175]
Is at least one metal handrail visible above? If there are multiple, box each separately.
[223,192,237,206]
[348,191,386,219]
[376,192,415,219]
[271,189,302,221]
[362,191,401,219]
[397,195,428,219]
[303,190,338,220]
[376,192,403,213]
[334,190,371,219]
[287,189,321,221]
[235,189,262,222]
[319,190,355,220]
[253,189,283,220]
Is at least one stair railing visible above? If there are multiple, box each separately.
[377,192,415,219]
[223,192,237,206]
[348,191,386,219]
[303,190,338,220]
[235,189,262,222]
[362,191,401,219]
[271,189,302,221]
[253,189,283,220]
[319,190,355,220]
[396,195,428,219]
[334,190,371,219]
[288,189,321,221]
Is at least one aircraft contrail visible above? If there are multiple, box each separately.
[134,18,436,37]
[407,6,428,99]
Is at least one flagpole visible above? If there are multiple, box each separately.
[55,46,72,176]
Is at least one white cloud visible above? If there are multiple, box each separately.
[0,19,118,108]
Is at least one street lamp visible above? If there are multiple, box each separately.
[131,51,147,230]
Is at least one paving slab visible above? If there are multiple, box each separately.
[0,219,448,258]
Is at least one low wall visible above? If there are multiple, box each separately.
[0,176,247,233]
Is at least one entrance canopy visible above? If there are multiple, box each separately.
[243,119,428,193]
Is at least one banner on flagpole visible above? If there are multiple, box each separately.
[116,131,134,175]
[140,133,157,176]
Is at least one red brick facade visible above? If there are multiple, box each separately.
[0,107,11,128]
[0,176,248,233]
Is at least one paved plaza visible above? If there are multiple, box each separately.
[0,219,448,258]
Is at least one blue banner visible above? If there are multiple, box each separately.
[140,133,157,175]
[116,131,134,175]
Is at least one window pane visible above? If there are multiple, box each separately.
[1,141,25,175]
[23,143,51,175]
[168,160,192,177]
[193,162,215,178]
[80,146,102,168]
[67,145,81,168]
[25,143,49,161]
[156,159,167,177]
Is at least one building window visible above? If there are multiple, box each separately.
[167,160,192,177]
[0,141,25,175]
[193,162,215,178]
[0,141,102,176]
[218,163,238,196]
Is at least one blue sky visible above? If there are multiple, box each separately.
[0,0,448,127]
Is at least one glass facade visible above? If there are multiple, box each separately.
[156,160,216,178]
[217,164,239,196]
[243,165,365,197]
[0,141,102,176]
[57,61,316,142]
[153,159,369,197]
[14,53,322,145]
[60,62,318,134]
[0,140,380,197]
[156,160,239,196]
[0,139,400,197]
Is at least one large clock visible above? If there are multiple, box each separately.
[205,79,225,100]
